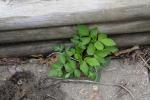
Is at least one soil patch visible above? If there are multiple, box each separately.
[0,71,66,100]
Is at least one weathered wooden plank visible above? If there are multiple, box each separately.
[0,41,63,58]
[0,0,150,30]
[0,33,149,58]
[113,33,150,47]
[0,20,150,43]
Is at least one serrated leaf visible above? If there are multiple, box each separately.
[100,38,116,46]
[58,54,66,64]
[95,49,110,57]
[65,73,71,79]
[98,33,107,41]
[85,57,100,67]
[64,63,73,72]
[68,60,76,70]
[64,60,76,72]
[87,43,95,55]
[77,25,89,36]
[94,41,104,50]
[74,53,82,61]
[51,62,63,69]
[66,50,73,57]
[74,69,81,78]
[71,35,80,45]
[75,46,83,54]
[66,48,75,57]
[80,61,89,76]
[106,46,118,53]
[88,71,96,80]
[94,55,106,65]
[78,43,86,50]
[80,37,91,45]
[90,27,98,39]
[70,48,76,53]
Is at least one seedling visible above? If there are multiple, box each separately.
[48,25,118,80]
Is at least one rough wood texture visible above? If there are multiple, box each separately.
[0,0,150,30]
[0,20,150,43]
[113,33,150,47]
[0,33,149,58]
[0,41,67,58]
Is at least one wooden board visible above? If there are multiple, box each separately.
[0,33,149,58]
[0,0,150,30]
[0,20,150,43]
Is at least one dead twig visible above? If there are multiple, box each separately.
[47,77,135,100]
[114,45,139,56]
[139,55,150,69]
[100,83,135,100]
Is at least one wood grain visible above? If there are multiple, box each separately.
[0,20,150,43]
[0,0,150,30]
[0,33,149,58]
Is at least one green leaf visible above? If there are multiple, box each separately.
[71,35,80,45]
[80,37,91,45]
[87,43,95,55]
[57,69,63,77]
[73,34,80,40]
[53,44,65,52]
[100,38,116,46]
[85,57,100,67]
[48,69,63,77]
[66,50,73,57]
[64,62,73,72]
[106,46,118,53]
[95,49,110,57]
[70,48,76,54]
[64,60,76,72]
[78,43,86,50]
[98,33,107,41]
[74,69,81,78]
[66,48,75,57]
[65,73,71,79]
[77,25,89,36]
[51,62,63,69]
[74,53,82,61]
[58,54,66,64]
[68,60,76,70]
[80,61,89,76]
[88,71,96,80]
[71,39,79,45]
[48,69,58,77]
[90,27,98,40]
[75,46,83,54]
[94,55,106,65]
[94,41,104,50]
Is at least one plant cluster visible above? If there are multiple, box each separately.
[48,25,118,80]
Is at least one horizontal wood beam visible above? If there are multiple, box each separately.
[0,33,149,58]
[0,0,150,30]
[0,20,150,43]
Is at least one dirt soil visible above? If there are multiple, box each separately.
[0,46,149,100]
[0,71,66,100]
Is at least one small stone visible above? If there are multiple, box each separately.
[92,85,99,91]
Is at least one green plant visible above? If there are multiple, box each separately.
[48,25,118,80]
